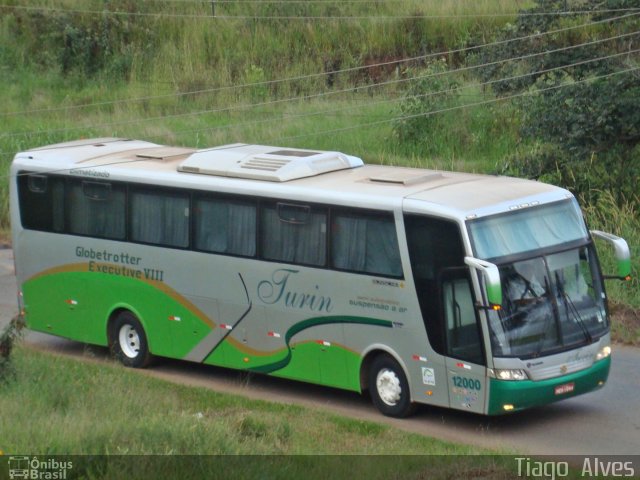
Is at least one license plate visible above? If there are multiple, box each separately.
[554,383,575,395]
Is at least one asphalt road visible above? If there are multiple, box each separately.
[1,247,638,456]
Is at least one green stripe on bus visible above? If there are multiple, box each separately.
[225,315,392,374]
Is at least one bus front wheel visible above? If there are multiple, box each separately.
[110,312,152,368]
[368,355,416,418]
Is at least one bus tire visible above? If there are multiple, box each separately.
[110,311,152,368]
[368,355,416,418]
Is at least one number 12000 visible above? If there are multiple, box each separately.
[452,376,481,390]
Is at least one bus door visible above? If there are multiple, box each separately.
[440,268,487,414]
[405,213,487,412]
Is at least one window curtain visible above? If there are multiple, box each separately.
[469,201,588,260]
[332,215,402,277]
[195,198,256,256]
[261,206,326,266]
[68,182,125,239]
[52,180,65,232]
[131,191,189,247]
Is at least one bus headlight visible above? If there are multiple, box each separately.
[595,346,611,361]
[495,369,529,381]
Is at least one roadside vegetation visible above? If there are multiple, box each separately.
[0,343,527,479]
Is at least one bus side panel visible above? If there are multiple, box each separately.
[21,266,216,359]
[267,322,361,391]
[23,272,88,343]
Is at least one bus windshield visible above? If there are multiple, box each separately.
[467,199,589,260]
[487,246,607,358]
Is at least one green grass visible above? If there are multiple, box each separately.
[0,344,533,480]
[0,345,482,456]
[582,192,640,345]
[583,192,639,309]
[0,343,610,479]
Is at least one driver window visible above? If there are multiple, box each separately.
[442,274,484,365]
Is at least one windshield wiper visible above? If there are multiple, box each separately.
[534,275,553,356]
[556,272,593,345]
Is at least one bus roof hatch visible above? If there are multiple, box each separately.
[177,144,363,182]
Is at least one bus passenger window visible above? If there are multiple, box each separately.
[130,189,189,248]
[331,212,402,278]
[261,203,327,266]
[194,196,256,257]
[18,174,64,233]
[68,180,125,240]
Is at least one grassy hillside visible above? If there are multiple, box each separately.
[0,0,528,222]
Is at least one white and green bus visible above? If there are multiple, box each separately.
[10,138,631,417]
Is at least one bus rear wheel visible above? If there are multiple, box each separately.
[368,355,416,418]
[110,312,152,368]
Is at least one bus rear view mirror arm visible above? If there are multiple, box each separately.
[590,230,632,281]
[464,257,502,309]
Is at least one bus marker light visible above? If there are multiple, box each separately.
[220,324,233,330]
[425,391,433,396]
[168,316,181,322]
[268,331,281,338]
[65,299,78,306]
[243,357,250,363]
[316,340,331,347]
[503,404,515,411]
[456,362,471,370]
[491,304,501,311]
[596,346,611,361]
[412,355,427,362]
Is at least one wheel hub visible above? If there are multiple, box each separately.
[118,324,140,359]
[376,368,402,406]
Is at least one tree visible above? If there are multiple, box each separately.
[474,0,640,205]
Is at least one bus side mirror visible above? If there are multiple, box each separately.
[590,230,632,281]
[464,257,502,309]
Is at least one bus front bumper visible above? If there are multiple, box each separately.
[487,356,611,415]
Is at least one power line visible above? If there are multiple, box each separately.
[2,11,635,117]
[2,3,640,20]
[1,48,637,160]
[3,29,637,138]
[1,66,636,171]
[145,48,640,142]
[272,67,639,144]
[214,9,640,20]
